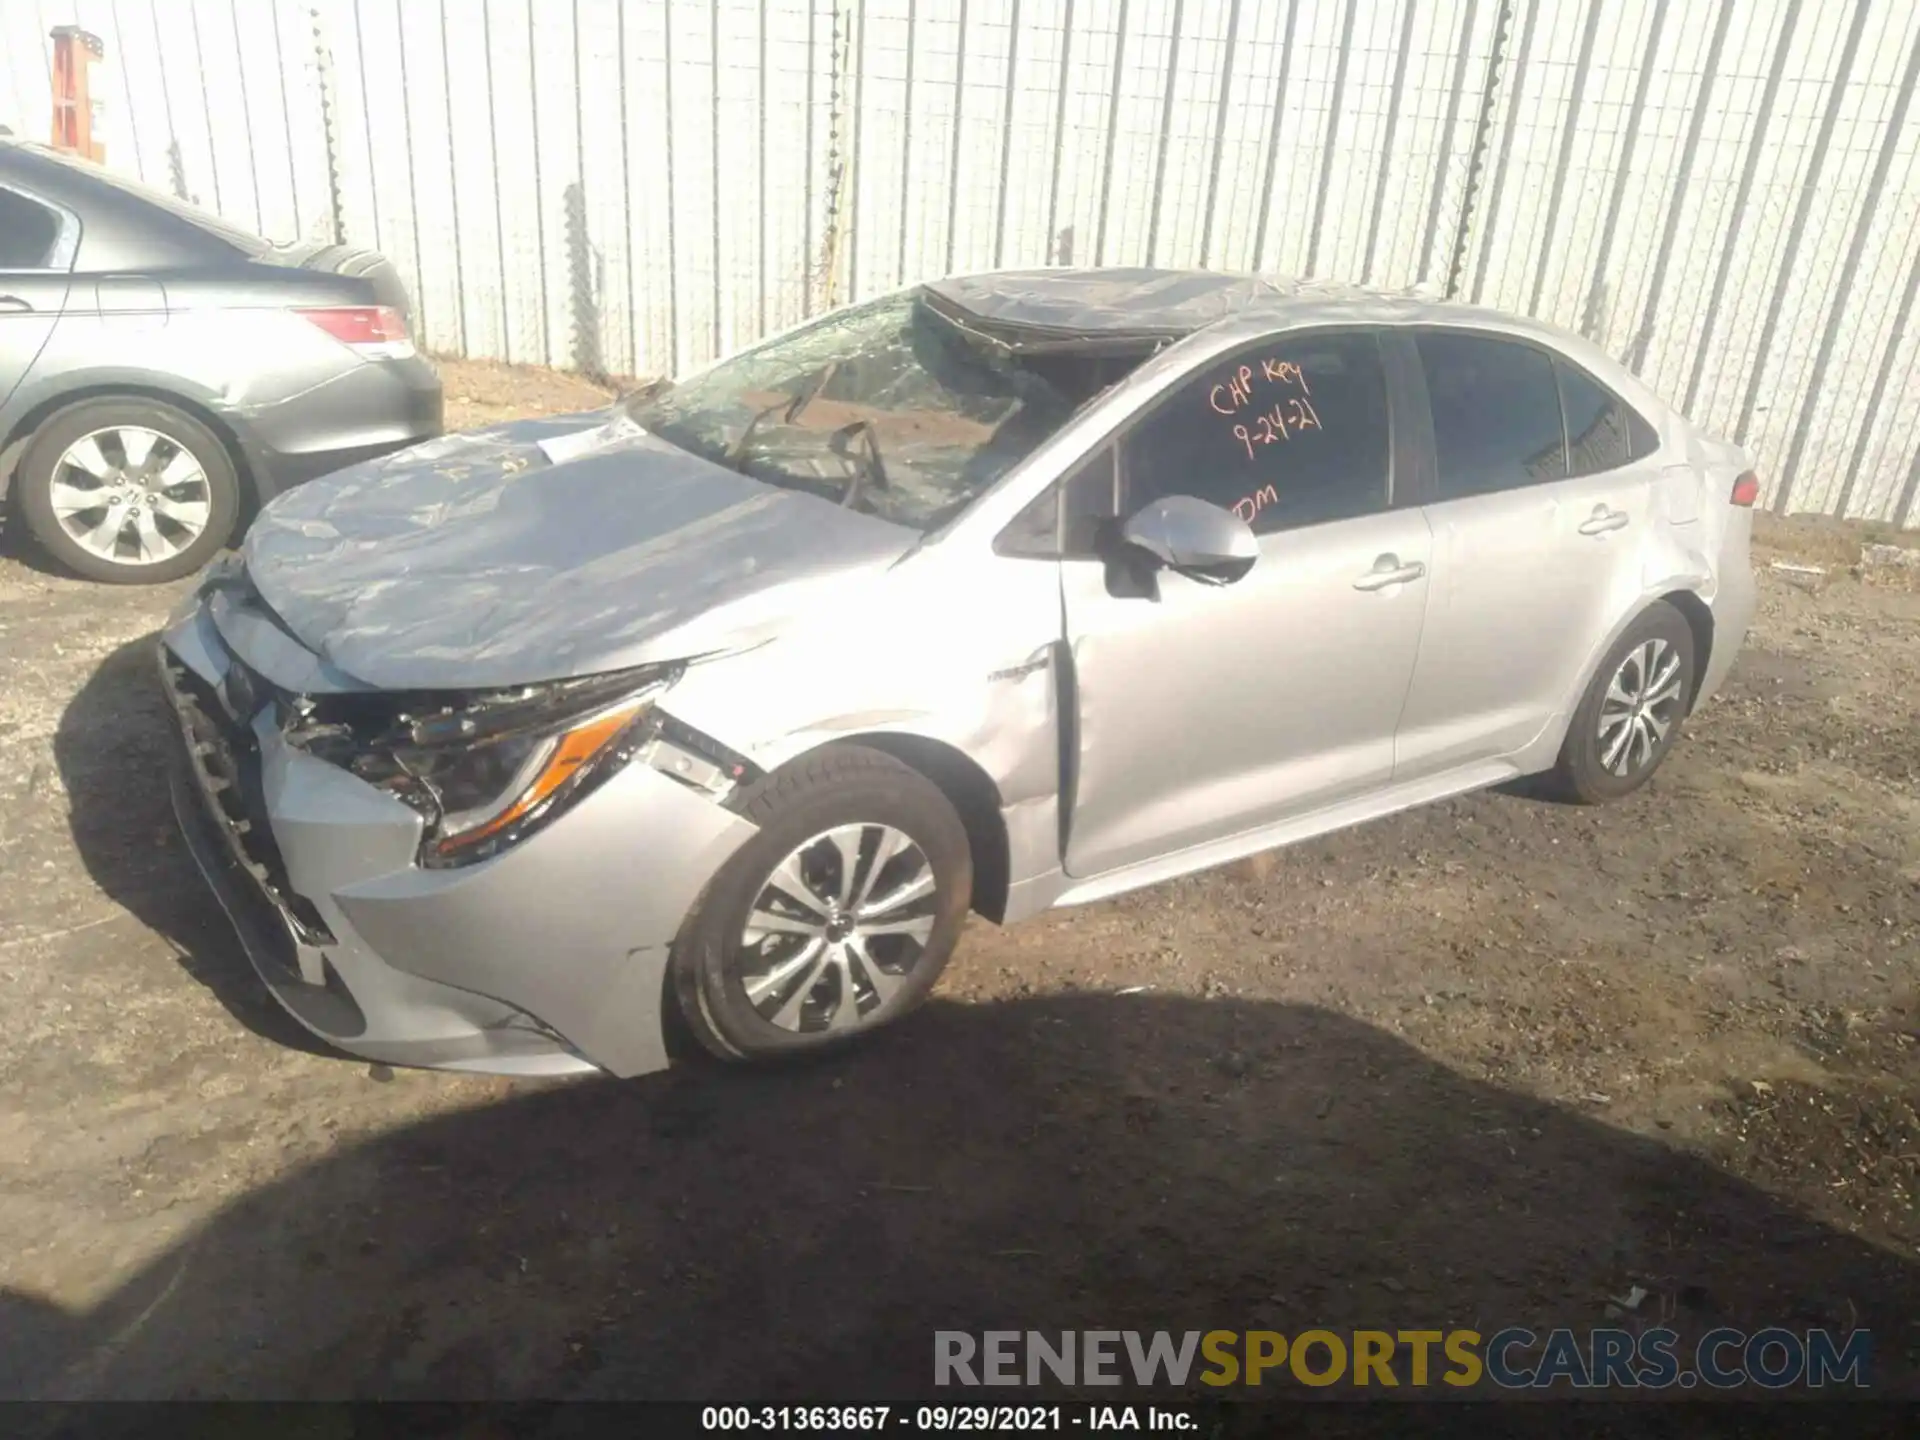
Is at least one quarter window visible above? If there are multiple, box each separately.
[1416,333,1567,499]
[993,447,1118,560]
[1121,332,1391,534]
[0,188,62,269]
[1557,361,1635,476]
[1061,447,1120,556]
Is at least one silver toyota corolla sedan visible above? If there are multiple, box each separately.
[157,269,1757,1077]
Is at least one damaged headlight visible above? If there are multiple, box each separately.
[289,664,680,868]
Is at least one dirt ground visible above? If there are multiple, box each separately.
[0,358,1915,1407]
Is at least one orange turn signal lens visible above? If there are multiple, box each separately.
[431,696,649,856]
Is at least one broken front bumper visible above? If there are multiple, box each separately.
[157,595,757,1077]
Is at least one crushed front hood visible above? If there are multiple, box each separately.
[238,411,915,691]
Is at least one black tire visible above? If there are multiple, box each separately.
[671,744,973,1063]
[1549,600,1697,804]
[15,397,242,584]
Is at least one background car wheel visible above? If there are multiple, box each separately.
[15,397,241,584]
[1550,600,1697,804]
[672,744,974,1063]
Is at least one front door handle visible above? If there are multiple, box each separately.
[1353,554,1427,591]
[0,294,33,313]
[1578,505,1630,536]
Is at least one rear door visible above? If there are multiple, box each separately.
[0,184,76,410]
[1392,329,1664,778]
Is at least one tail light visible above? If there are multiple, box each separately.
[1730,471,1761,507]
[297,305,415,360]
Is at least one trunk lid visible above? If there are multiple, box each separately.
[260,240,416,323]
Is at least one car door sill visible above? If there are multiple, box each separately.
[1049,758,1521,911]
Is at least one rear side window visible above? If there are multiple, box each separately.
[1122,331,1391,534]
[1557,361,1640,476]
[1417,333,1567,499]
[0,188,62,268]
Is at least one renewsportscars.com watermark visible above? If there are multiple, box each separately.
[934,1327,1873,1391]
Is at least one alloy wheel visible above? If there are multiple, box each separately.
[1596,637,1685,777]
[737,823,939,1035]
[47,426,214,567]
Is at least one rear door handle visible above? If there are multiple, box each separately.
[0,294,33,313]
[1353,555,1427,591]
[1578,505,1630,536]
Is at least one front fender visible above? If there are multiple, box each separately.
[659,550,1069,903]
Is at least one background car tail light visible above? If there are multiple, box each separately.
[297,305,415,360]
[1730,471,1761,507]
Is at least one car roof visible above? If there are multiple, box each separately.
[0,139,266,268]
[922,265,1677,422]
[923,265,1597,349]
[922,267,1411,338]
[0,140,125,214]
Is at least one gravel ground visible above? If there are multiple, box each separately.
[0,359,1915,1404]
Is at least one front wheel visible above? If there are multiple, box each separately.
[671,744,973,1062]
[1550,601,1697,804]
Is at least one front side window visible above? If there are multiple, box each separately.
[0,187,62,268]
[1120,331,1391,533]
[1417,332,1567,499]
[630,290,1085,532]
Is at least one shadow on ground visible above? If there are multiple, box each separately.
[33,640,1920,1417]
[4,986,1916,1408]
[0,510,75,581]
[52,633,339,1058]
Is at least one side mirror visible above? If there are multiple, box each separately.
[1120,495,1259,585]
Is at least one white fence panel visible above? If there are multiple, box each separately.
[4,0,1920,522]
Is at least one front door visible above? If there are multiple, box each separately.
[1060,329,1433,880]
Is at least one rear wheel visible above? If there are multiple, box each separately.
[16,397,241,584]
[1550,601,1696,804]
[671,745,973,1062]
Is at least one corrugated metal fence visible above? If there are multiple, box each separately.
[5,0,1920,524]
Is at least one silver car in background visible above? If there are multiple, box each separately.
[157,269,1756,1077]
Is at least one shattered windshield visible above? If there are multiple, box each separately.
[629,290,1084,531]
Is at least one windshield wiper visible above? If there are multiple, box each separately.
[828,420,890,512]
[724,362,840,471]
[707,366,888,514]
[724,396,793,470]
